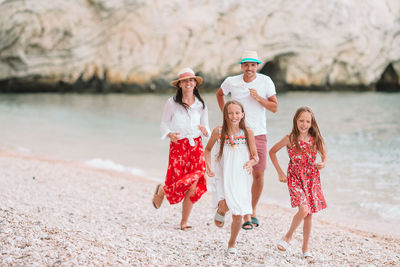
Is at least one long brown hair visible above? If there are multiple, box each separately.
[218,100,253,160]
[289,106,324,154]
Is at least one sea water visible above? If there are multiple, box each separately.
[1,91,399,236]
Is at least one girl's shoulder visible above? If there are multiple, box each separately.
[245,127,254,134]
[212,126,222,135]
[284,134,292,146]
[244,127,254,138]
[208,127,222,142]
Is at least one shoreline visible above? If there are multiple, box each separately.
[1,150,399,266]
[4,149,399,239]
[1,78,398,94]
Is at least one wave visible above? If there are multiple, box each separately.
[85,158,163,182]
[359,201,400,223]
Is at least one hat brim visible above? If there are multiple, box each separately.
[238,58,262,64]
[171,76,203,87]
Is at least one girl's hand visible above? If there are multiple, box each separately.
[278,172,287,183]
[206,167,215,177]
[316,162,326,170]
[168,132,180,143]
[198,125,208,137]
[243,161,253,174]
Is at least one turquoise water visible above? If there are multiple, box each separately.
[1,92,399,236]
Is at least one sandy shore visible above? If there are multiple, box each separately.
[0,151,399,266]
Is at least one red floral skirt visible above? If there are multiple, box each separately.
[163,137,207,204]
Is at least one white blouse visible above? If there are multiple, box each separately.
[160,97,211,146]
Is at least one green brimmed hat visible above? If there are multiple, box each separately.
[238,50,262,64]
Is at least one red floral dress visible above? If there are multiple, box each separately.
[286,136,327,213]
[163,136,207,204]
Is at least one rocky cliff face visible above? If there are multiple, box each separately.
[0,0,399,92]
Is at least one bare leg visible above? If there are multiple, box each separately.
[251,170,264,218]
[241,214,253,230]
[228,215,242,248]
[302,213,313,255]
[180,181,198,229]
[218,199,229,214]
[278,205,308,250]
[244,214,251,222]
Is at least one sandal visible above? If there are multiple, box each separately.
[152,184,164,209]
[227,247,238,254]
[180,225,193,231]
[241,221,254,230]
[303,251,313,260]
[277,239,289,251]
[214,210,225,227]
[251,217,259,227]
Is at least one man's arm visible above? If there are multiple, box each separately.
[249,89,278,113]
[216,88,225,111]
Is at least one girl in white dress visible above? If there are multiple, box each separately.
[204,100,259,254]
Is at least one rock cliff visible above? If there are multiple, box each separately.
[0,0,399,92]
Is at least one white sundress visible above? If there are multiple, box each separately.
[211,129,253,216]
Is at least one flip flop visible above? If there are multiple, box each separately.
[241,221,254,230]
[180,225,193,231]
[303,251,313,260]
[152,184,164,209]
[277,239,289,251]
[227,247,238,254]
[214,210,225,227]
[251,217,259,227]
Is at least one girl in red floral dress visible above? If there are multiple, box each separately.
[152,68,210,231]
[269,106,327,260]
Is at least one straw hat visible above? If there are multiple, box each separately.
[238,50,262,64]
[171,67,203,87]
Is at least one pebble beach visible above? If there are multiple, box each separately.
[1,150,399,266]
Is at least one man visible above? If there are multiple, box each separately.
[216,50,278,227]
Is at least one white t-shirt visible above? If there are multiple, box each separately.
[221,73,276,136]
[160,97,211,146]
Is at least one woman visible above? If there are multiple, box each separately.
[152,67,210,230]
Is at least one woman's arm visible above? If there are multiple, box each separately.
[160,98,176,140]
[269,135,290,183]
